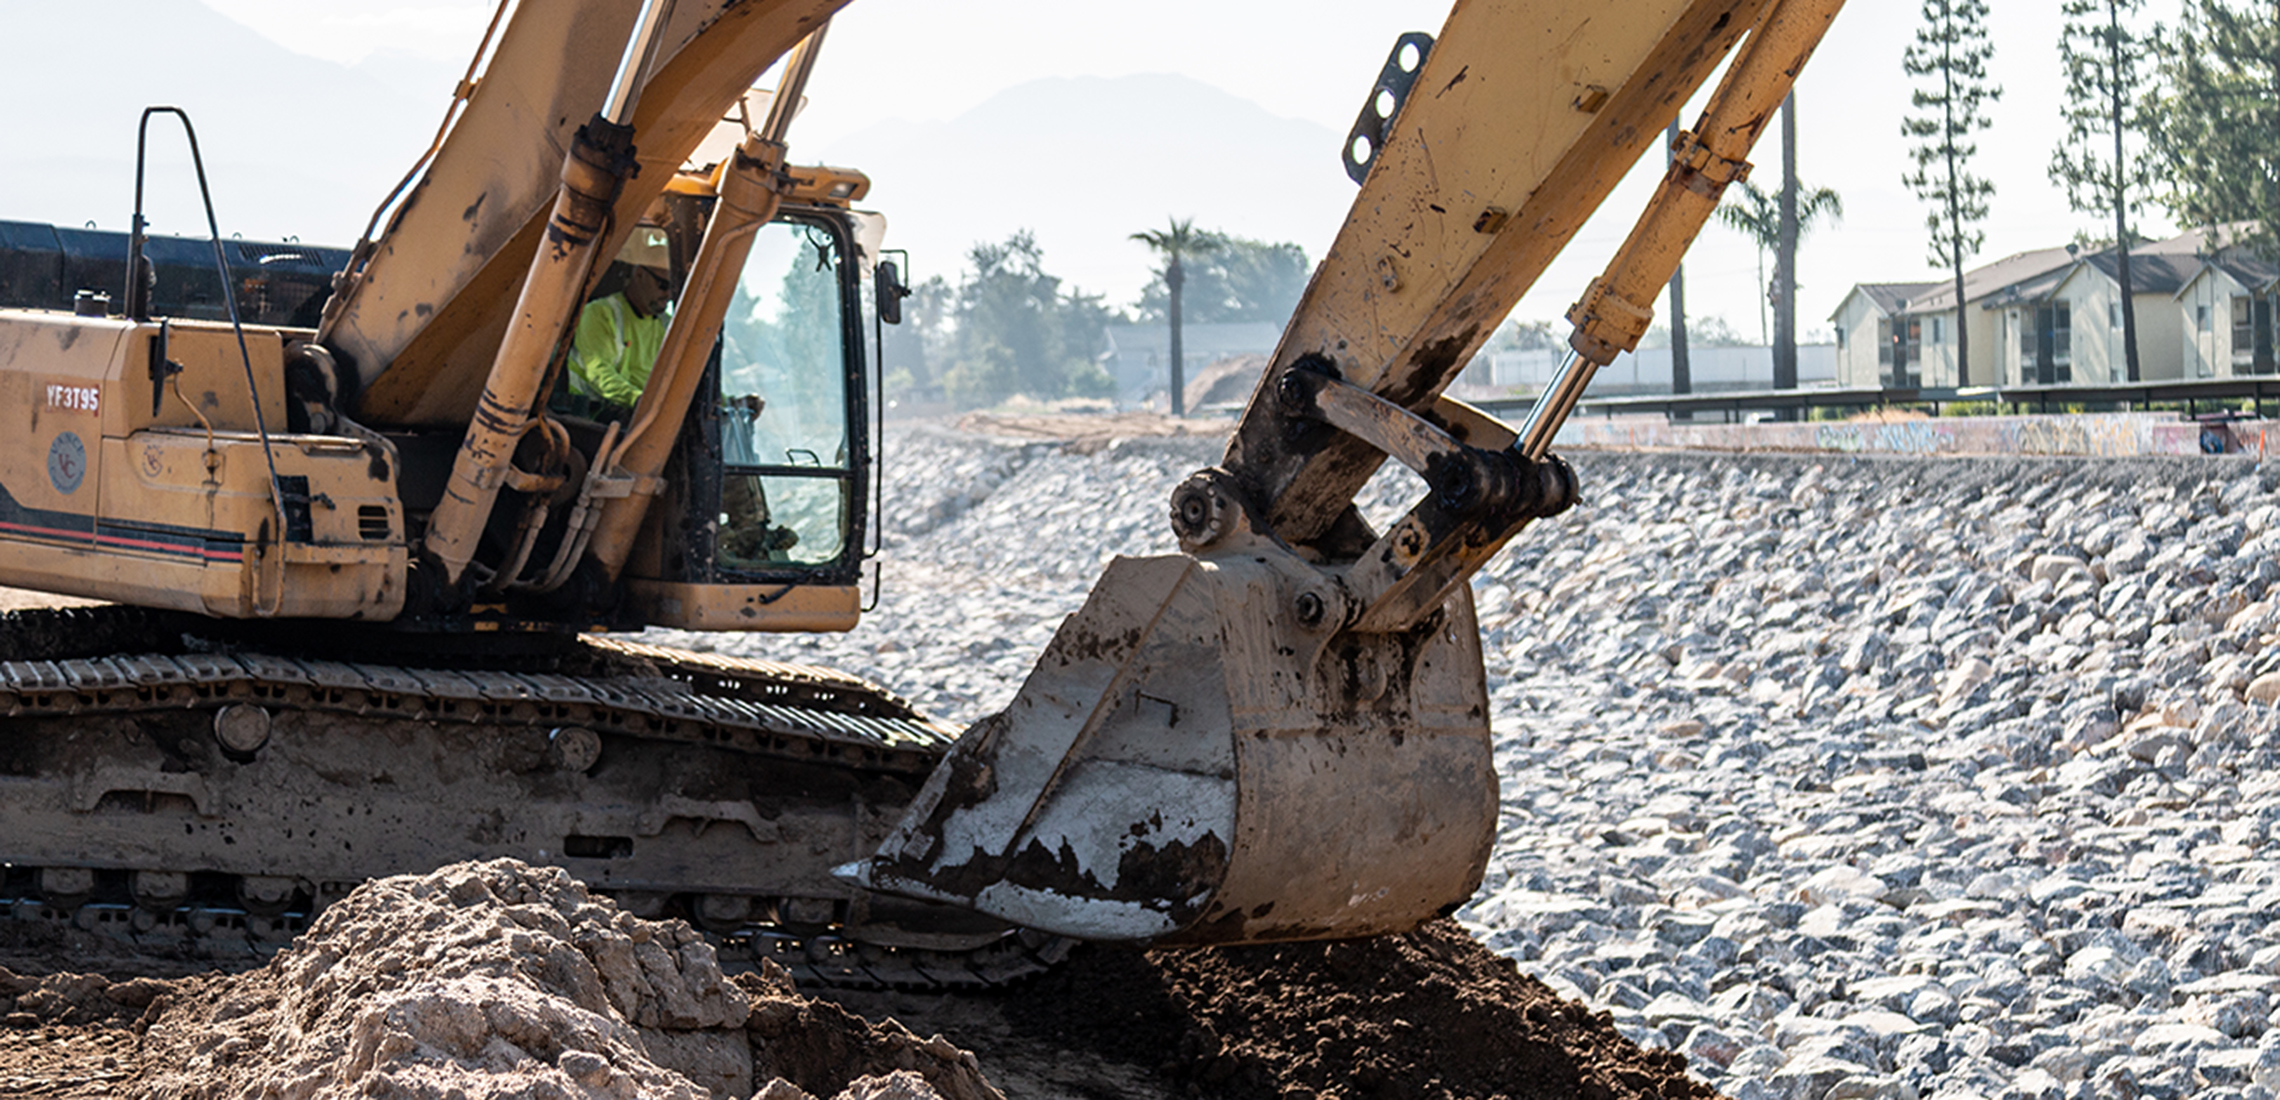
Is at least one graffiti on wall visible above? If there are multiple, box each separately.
[2004,415,2148,457]
[1558,411,2211,458]
[1805,422,1951,456]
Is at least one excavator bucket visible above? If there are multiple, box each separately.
[853,0,1847,945]
[846,540,1498,946]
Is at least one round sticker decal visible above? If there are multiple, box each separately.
[47,431,86,495]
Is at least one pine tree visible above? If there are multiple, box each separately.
[2145,0,2280,248]
[1902,0,2001,386]
[2052,0,2157,382]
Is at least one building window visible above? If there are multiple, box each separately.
[1835,325,1846,350]
[1897,318,1923,386]
[2235,296,2254,362]
[1931,317,1944,344]
[1877,318,1893,366]
[2025,303,2071,384]
[2259,294,2277,374]
[2110,300,2120,328]
[2198,304,2211,333]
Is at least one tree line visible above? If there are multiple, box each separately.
[890,2,2280,409]
[1903,0,2280,384]
[880,225,1308,410]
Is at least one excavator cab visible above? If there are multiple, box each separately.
[619,205,875,631]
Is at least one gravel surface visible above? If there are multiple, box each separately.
[662,423,2280,1100]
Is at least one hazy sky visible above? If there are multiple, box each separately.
[95,1,2195,341]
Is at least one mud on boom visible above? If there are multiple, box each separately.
[0,0,1843,976]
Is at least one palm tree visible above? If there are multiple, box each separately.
[1716,179,1843,345]
[1130,218,1221,415]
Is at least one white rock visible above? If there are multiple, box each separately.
[822,436,2280,1100]
[1822,1075,1905,1100]
[2032,555,2093,585]
[2133,1022,2226,1054]
[1769,1053,1875,1100]
[1798,866,1886,905]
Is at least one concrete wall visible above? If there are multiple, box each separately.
[2179,268,2254,380]
[1463,343,1837,395]
[1908,301,2001,388]
[1100,321,1282,406]
[1552,411,2263,457]
[1830,292,1885,388]
[2133,288,2187,381]
[1990,272,2187,386]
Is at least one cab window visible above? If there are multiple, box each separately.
[714,218,851,570]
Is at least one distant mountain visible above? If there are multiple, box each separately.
[5,25,1356,312]
[1,2,438,245]
[807,73,1355,308]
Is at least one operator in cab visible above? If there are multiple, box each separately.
[565,225,675,413]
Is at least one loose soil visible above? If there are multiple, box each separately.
[953,411,1216,451]
[0,910,1709,1099]
[0,577,1708,1100]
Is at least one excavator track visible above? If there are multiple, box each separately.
[0,606,1069,989]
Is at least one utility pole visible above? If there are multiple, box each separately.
[1668,119,1692,399]
[1774,93,1799,403]
[1167,258,1187,415]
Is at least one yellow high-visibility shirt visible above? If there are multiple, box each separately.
[567,293,669,408]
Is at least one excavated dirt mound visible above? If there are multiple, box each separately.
[0,866,1707,1099]
[1181,354,1267,413]
[738,972,996,1100]
[952,411,1213,451]
[1005,922,1709,1100]
[122,860,996,1100]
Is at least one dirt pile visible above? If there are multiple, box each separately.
[953,410,1211,451]
[0,968,168,1029]
[1181,354,1267,413]
[738,969,997,1100]
[126,860,998,1100]
[1007,921,1711,1100]
[3,875,1711,1100]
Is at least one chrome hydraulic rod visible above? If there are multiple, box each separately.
[1516,0,1846,465]
[1515,350,1586,462]
[1337,0,1850,635]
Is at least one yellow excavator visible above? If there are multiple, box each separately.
[0,0,1842,981]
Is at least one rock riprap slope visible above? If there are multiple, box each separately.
[661,425,2280,1100]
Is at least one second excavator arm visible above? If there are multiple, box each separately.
[852,0,1846,945]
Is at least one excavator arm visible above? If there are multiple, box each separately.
[852,0,1846,945]
[317,0,847,428]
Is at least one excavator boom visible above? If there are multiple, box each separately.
[856,0,1847,944]
[320,0,845,428]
